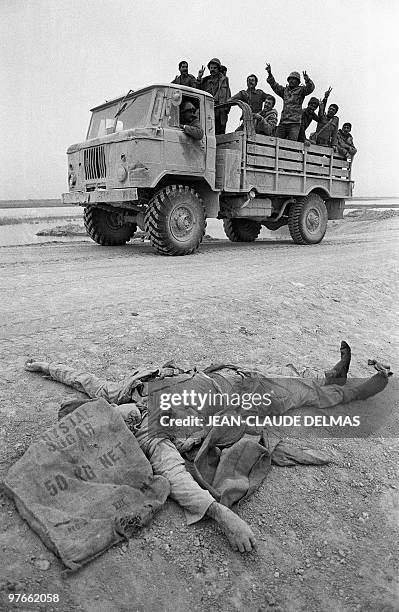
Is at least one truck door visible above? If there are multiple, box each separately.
[163,91,206,173]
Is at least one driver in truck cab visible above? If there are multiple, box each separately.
[179,100,204,140]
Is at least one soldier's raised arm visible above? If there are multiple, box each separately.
[195,65,206,89]
[302,70,315,96]
[319,87,332,116]
[265,63,284,99]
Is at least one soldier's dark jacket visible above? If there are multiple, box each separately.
[230,88,268,113]
[267,75,315,124]
[198,74,231,104]
[182,118,204,140]
[171,74,198,88]
[254,109,278,136]
[298,107,319,141]
[316,98,339,147]
[336,130,357,157]
[198,74,231,130]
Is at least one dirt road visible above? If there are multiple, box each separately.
[0,214,398,612]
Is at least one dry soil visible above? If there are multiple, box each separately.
[0,213,398,612]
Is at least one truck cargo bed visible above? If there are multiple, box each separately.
[216,132,352,198]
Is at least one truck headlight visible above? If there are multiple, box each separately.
[117,165,127,182]
[68,165,77,188]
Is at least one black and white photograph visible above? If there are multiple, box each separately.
[0,1,398,610]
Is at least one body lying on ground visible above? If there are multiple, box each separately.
[25,342,391,553]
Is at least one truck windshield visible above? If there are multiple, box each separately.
[87,91,152,140]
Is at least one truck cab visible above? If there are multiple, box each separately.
[64,84,216,201]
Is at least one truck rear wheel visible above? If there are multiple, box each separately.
[223,219,262,242]
[288,194,328,245]
[84,206,137,245]
[144,185,206,256]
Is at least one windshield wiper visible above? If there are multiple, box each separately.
[114,89,135,119]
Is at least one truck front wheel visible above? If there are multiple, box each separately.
[288,194,328,245]
[223,219,262,242]
[144,185,206,255]
[84,206,137,245]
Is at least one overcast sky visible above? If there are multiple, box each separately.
[1,0,398,200]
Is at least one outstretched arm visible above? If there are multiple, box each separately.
[229,90,245,103]
[25,358,143,405]
[147,437,257,552]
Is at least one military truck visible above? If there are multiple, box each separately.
[62,84,353,255]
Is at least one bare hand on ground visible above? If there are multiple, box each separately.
[207,502,257,552]
[25,359,50,373]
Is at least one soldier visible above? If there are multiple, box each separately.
[179,101,204,140]
[220,65,230,93]
[298,97,320,142]
[253,94,278,136]
[314,88,339,148]
[336,123,357,159]
[230,74,269,114]
[197,58,231,135]
[171,60,198,88]
[265,63,315,141]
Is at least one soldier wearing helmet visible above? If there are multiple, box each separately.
[265,63,315,141]
[197,58,231,134]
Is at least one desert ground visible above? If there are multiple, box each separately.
[0,209,398,612]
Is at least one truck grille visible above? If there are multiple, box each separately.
[84,146,106,180]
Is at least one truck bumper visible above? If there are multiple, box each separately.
[62,188,139,206]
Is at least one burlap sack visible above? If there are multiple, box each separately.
[4,399,169,571]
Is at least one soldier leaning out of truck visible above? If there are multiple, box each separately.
[179,100,204,140]
[265,64,315,141]
[197,57,231,135]
[171,60,199,88]
[229,74,269,113]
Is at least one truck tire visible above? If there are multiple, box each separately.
[144,185,206,256]
[84,206,137,245]
[288,194,328,245]
[223,219,262,242]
